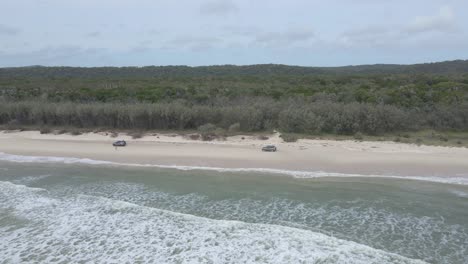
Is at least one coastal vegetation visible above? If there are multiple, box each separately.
[1,60,468,145]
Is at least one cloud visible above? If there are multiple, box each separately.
[0,24,20,36]
[130,46,151,53]
[338,26,398,48]
[86,31,101,37]
[190,42,214,52]
[1,1,467,66]
[405,6,456,34]
[148,29,159,35]
[169,35,220,45]
[253,29,315,47]
[130,40,153,53]
[163,27,315,51]
[200,0,238,15]
[223,25,260,37]
[0,45,110,66]
[337,6,459,49]
[165,35,221,52]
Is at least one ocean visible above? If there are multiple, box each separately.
[0,154,467,263]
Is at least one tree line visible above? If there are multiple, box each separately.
[1,60,468,78]
[1,99,467,135]
[1,60,468,136]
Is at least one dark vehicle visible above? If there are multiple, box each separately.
[262,145,277,152]
[113,140,127,147]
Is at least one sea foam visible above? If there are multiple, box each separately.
[50,180,467,264]
[1,152,467,185]
[0,181,426,264]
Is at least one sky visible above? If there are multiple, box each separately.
[1,0,467,67]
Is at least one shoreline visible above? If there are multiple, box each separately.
[1,130,468,180]
[2,152,468,186]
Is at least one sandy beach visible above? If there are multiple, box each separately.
[1,130,467,178]
[2,130,468,263]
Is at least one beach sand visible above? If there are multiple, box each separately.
[1,130,468,177]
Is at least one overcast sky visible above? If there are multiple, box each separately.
[1,0,467,67]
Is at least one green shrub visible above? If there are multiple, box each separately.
[56,129,67,135]
[353,132,364,141]
[5,119,21,130]
[198,123,217,141]
[130,131,144,139]
[215,128,227,139]
[439,134,449,142]
[40,127,51,134]
[228,123,240,133]
[401,133,411,138]
[188,134,200,140]
[281,133,298,142]
[70,130,82,136]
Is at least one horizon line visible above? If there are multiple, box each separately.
[1,59,467,69]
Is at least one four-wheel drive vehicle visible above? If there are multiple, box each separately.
[262,145,277,152]
[113,140,127,147]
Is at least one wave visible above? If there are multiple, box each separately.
[10,174,52,185]
[51,180,467,264]
[0,152,112,165]
[0,181,426,263]
[1,152,467,185]
[449,189,468,198]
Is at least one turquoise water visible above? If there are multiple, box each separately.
[1,160,467,263]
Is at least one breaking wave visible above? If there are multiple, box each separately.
[0,181,425,263]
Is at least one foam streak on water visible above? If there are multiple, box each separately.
[0,152,467,185]
[48,181,467,264]
[0,181,427,264]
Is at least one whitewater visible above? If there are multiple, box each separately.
[1,153,467,263]
[0,181,426,264]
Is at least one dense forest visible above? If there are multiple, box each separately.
[1,60,468,141]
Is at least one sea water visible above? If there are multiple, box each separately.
[0,156,467,263]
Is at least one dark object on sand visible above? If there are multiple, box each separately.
[113,140,127,147]
[261,145,277,152]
